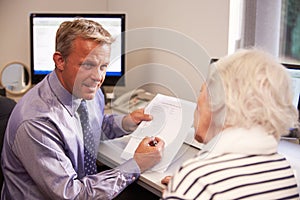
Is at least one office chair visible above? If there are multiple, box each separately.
[0,96,16,190]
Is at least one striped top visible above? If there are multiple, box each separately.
[162,127,299,200]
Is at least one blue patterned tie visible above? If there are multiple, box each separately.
[78,100,97,175]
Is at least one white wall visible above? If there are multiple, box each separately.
[108,0,229,101]
[0,0,230,101]
[108,0,229,59]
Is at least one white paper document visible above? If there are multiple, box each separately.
[121,94,196,172]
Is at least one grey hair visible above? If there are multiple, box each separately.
[207,48,299,140]
[55,18,113,59]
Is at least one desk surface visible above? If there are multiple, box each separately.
[97,135,199,197]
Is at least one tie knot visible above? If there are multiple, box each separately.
[78,100,88,116]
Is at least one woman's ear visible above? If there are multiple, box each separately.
[53,52,65,71]
[194,84,212,143]
[199,84,209,107]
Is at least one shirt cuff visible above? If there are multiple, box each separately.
[116,158,140,183]
[114,114,131,135]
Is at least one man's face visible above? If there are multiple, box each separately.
[56,37,111,100]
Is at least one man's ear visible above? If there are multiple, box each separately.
[53,52,65,71]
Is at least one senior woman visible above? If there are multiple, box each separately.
[162,49,299,199]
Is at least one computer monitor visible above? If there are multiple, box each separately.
[30,13,125,86]
[283,63,300,120]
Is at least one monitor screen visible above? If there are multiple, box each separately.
[283,63,300,119]
[30,13,125,86]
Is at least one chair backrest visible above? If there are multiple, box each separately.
[0,96,16,190]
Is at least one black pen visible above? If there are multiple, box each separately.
[148,139,158,147]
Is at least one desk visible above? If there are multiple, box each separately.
[97,135,199,197]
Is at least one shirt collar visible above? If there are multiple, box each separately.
[201,126,278,157]
[48,71,81,116]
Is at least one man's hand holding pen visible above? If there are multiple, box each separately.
[134,136,165,173]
